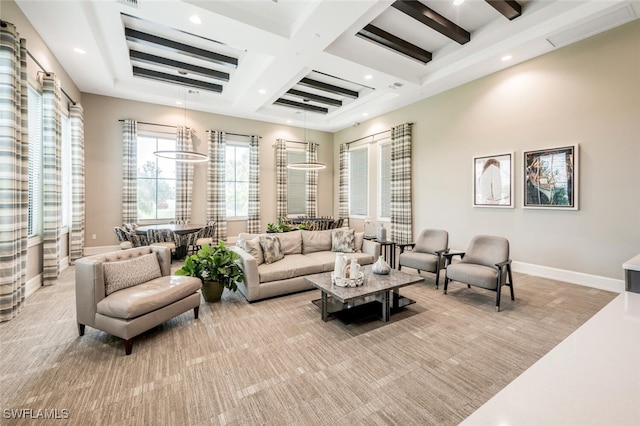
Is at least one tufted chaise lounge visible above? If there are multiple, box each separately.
[75,246,202,355]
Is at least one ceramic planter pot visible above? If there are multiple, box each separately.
[201,281,224,302]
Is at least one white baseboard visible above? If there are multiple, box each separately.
[83,245,120,256]
[512,261,625,293]
[26,274,42,298]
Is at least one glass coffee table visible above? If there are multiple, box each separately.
[305,265,424,323]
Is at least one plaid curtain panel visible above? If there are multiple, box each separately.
[207,131,227,242]
[175,126,194,222]
[69,104,85,262]
[390,123,413,245]
[305,143,318,217]
[338,143,349,228]
[275,139,287,219]
[0,23,28,321]
[41,74,63,286]
[121,120,138,224]
[247,135,261,233]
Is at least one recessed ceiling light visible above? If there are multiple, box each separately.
[176,101,183,105]
[364,74,373,80]
[73,47,86,54]
[453,0,465,5]
[362,112,369,117]
[190,15,202,24]
[258,89,266,94]
[286,119,292,123]
[501,54,513,61]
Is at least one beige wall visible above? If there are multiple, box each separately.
[334,20,640,281]
[82,94,335,247]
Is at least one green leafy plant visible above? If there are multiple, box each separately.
[175,241,244,291]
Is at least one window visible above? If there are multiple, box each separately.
[378,141,391,220]
[349,147,368,216]
[27,85,42,237]
[61,113,71,228]
[287,150,307,216]
[136,133,176,220]
[225,143,249,218]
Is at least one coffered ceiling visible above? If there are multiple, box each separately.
[15,0,640,132]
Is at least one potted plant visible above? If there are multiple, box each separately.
[175,241,244,302]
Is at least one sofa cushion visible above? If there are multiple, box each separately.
[304,251,376,272]
[237,235,264,265]
[354,232,364,253]
[331,229,355,253]
[257,254,323,283]
[259,235,285,264]
[277,230,302,255]
[97,275,201,319]
[301,229,333,254]
[103,253,162,296]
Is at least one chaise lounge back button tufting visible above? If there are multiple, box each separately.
[75,246,202,355]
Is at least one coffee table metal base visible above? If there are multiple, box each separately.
[312,290,415,324]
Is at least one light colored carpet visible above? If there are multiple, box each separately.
[0,265,616,425]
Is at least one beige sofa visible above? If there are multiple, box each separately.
[231,229,381,302]
[75,246,202,355]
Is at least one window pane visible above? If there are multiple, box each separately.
[349,148,368,216]
[287,150,307,215]
[225,143,250,217]
[136,134,176,220]
[380,143,391,219]
[28,86,42,237]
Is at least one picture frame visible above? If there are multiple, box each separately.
[473,152,514,208]
[523,144,578,210]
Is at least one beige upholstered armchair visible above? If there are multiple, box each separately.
[398,229,449,288]
[443,235,514,311]
[75,246,201,355]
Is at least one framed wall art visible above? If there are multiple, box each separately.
[523,144,578,209]
[473,153,514,208]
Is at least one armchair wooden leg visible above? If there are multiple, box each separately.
[507,264,515,301]
[78,323,85,336]
[435,267,440,290]
[443,276,449,294]
[194,306,200,319]
[124,339,133,356]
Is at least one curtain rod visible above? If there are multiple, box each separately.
[206,130,261,139]
[118,119,177,129]
[27,50,77,105]
[344,122,414,146]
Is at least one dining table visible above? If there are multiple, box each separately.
[135,223,206,259]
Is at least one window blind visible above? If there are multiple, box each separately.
[349,147,368,216]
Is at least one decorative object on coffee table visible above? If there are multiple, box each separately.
[175,241,244,302]
[372,255,391,274]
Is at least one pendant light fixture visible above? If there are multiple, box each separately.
[154,86,209,163]
[287,99,326,170]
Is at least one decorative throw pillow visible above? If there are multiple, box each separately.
[237,235,264,265]
[258,235,285,264]
[103,253,162,296]
[354,232,364,253]
[331,229,355,253]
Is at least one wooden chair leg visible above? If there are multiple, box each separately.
[78,323,85,336]
[434,267,440,289]
[124,339,133,355]
[507,264,515,301]
[194,306,200,319]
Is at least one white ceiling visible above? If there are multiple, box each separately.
[15,0,640,132]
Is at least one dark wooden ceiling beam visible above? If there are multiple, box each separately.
[274,98,329,114]
[125,28,238,68]
[132,66,223,93]
[391,1,470,45]
[485,0,522,20]
[286,89,343,107]
[298,77,359,99]
[356,24,432,64]
[129,50,230,82]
